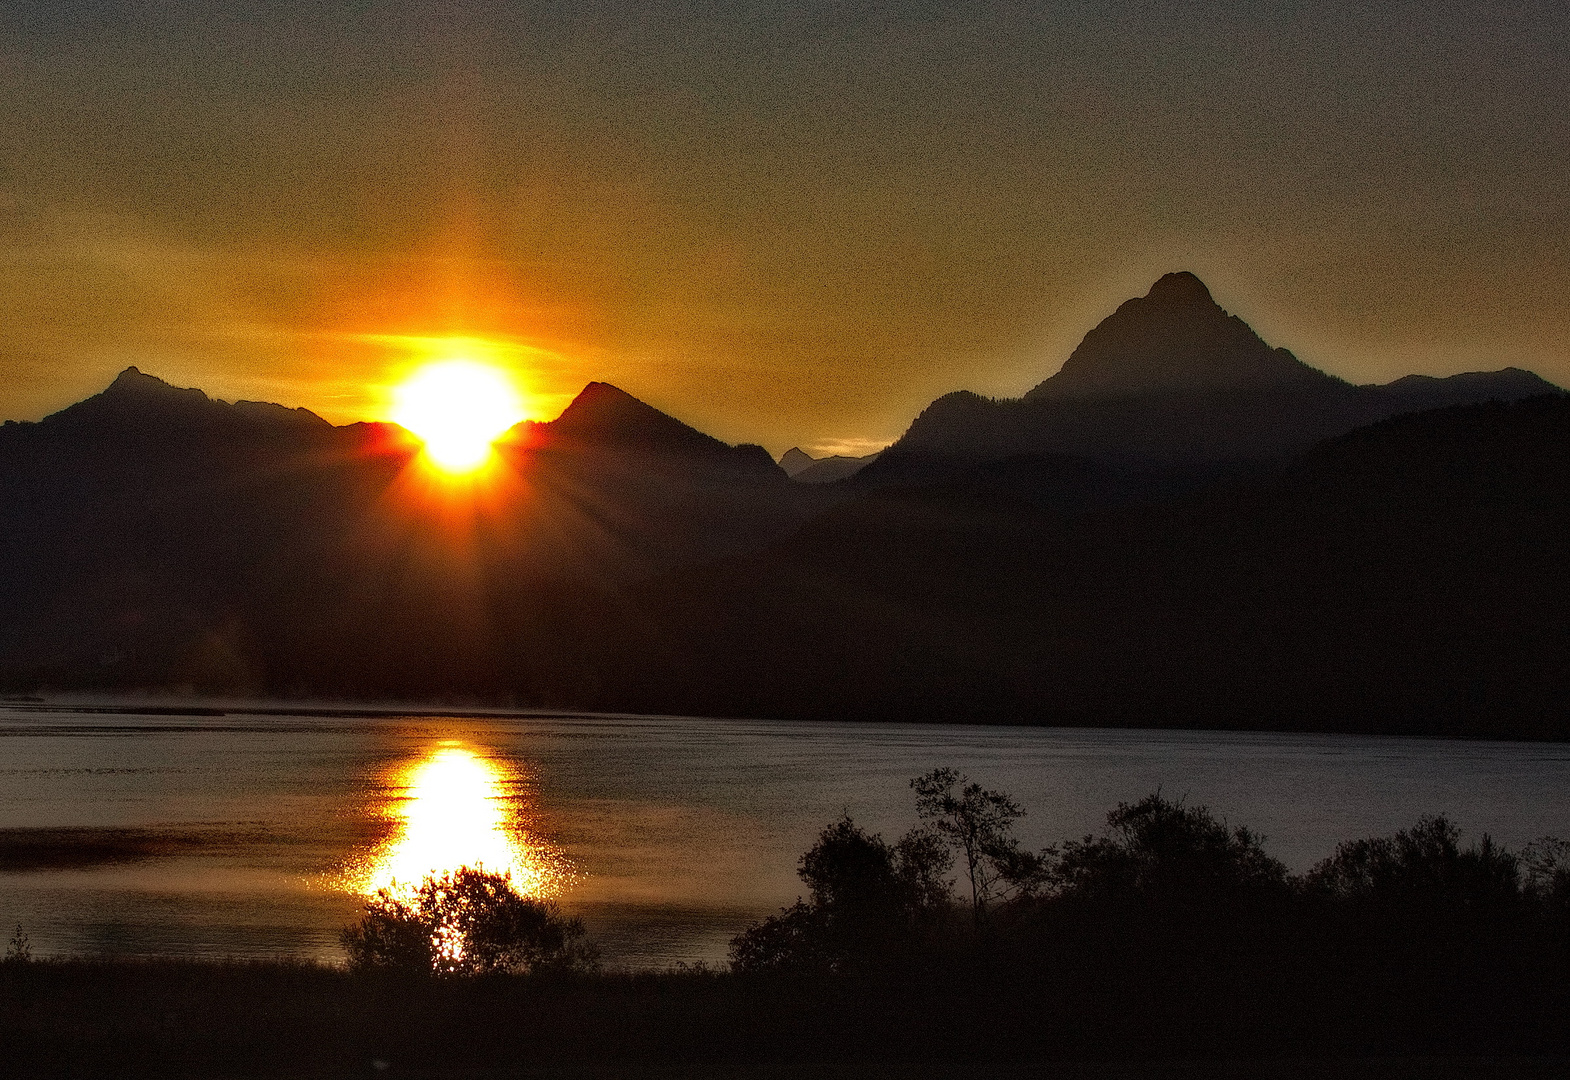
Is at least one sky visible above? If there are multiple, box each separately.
[1,0,1567,455]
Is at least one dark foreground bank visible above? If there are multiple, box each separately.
[8,786,1570,1079]
[3,957,1570,1080]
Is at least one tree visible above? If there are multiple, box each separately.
[341,867,597,976]
[1306,814,1522,915]
[1520,836,1570,919]
[730,814,953,973]
[1053,792,1289,904]
[727,900,830,974]
[911,768,1050,925]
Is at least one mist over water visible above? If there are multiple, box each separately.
[2,705,1569,968]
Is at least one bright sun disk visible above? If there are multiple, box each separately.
[392,360,525,471]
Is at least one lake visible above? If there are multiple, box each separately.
[3,703,1569,969]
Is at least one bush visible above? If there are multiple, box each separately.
[341,867,598,976]
[1305,814,1522,916]
[730,814,953,974]
[1052,792,1290,905]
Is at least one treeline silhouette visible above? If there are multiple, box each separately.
[5,781,1570,1077]
[729,775,1570,1061]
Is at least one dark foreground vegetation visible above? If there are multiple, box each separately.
[6,775,1570,1078]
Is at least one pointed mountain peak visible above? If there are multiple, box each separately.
[1145,271,1215,306]
[779,447,818,476]
[1025,273,1341,402]
[102,366,212,406]
[46,368,330,436]
[569,381,643,409]
[544,382,730,456]
[553,382,687,431]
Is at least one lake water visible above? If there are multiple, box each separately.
[3,704,1569,969]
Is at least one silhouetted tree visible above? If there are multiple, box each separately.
[727,901,830,974]
[911,768,1050,924]
[798,816,904,921]
[1521,836,1570,921]
[1305,814,1521,916]
[730,814,952,973]
[1052,792,1289,904]
[341,867,597,976]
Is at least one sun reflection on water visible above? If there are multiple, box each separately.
[353,742,567,899]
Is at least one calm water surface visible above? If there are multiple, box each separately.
[3,704,1569,968]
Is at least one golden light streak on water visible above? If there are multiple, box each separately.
[353,742,566,899]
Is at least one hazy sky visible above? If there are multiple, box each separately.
[2,0,1566,454]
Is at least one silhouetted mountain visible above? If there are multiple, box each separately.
[6,353,1570,739]
[41,367,334,438]
[599,395,1570,739]
[1026,272,1338,401]
[531,382,780,477]
[791,452,882,484]
[872,273,1561,484]
[778,447,818,477]
[778,447,883,483]
[0,373,830,698]
[1368,367,1559,414]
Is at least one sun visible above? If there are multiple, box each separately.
[392,360,526,472]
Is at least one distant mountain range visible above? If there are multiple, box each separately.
[620,393,1570,739]
[3,275,1567,738]
[0,368,829,697]
[866,272,1556,490]
[778,447,883,484]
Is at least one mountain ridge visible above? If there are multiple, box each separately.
[879,272,1561,477]
[777,447,883,484]
[3,284,1569,737]
[37,367,335,438]
[1025,271,1348,402]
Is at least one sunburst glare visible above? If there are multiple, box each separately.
[355,743,565,900]
[392,360,526,472]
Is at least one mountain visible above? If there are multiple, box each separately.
[0,371,830,697]
[779,447,817,477]
[39,366,335,437]
[1368,367,1558,414]
[777,448,884,484]
[530,381,778,476]
[1025,272,1338,401]
[871,273,1560,485]
[608,394,1570,739]
[6,332,1570,739]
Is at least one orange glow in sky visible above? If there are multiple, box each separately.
[391,355,528,472]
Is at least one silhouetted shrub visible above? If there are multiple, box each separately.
[2,924,30,966]
[727,900,830,974]
[1305,814,1521,916]
[341,867,597,975]
[730,814,953,973]
[1051,792,1290,905]
[1522,836,1570,921]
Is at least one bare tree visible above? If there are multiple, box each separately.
[911,768,1049,925]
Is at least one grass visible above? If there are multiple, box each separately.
[5,956,1570,1079]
